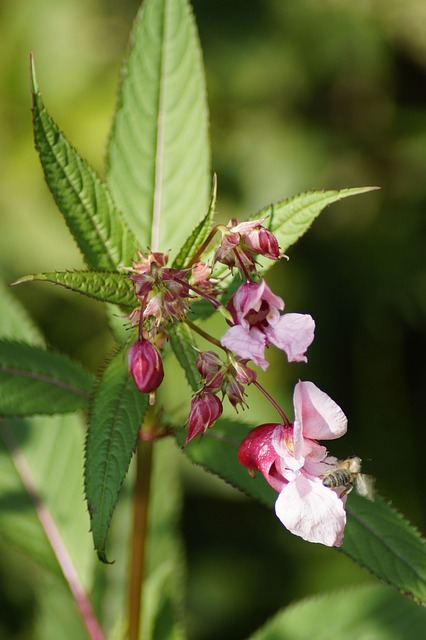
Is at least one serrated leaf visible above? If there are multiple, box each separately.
[0,340,94,416]
[247,584,426,640]
[105,0,210,257]
[172,174,217,269]
[168,323,199,392]
[12,270,137,310]
[260,186,379,258]
[176,419,426,605]
[31,56,137,271]
[85,349,149,562]
[342,492,426,605]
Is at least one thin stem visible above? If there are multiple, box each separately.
[233,247,251,282]
[187,224,223,267]
[184,317,225,350]
[253,380,291,426]
[0,424,103,640]
[127,438,154,640]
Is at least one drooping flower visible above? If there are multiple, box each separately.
[221,280,315,369]
[128,338,164,394]
[238,381,348,546]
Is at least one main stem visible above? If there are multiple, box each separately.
[127,438,153,640]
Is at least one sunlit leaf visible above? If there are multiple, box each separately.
[31,56,137,271]
[85,349,148,562]
[0,340,94,416]
[12,270,137,310]
[176,419,426,605]
[260,186,379,259]
[106,0,210,258]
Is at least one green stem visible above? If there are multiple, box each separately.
[127,437,153,640]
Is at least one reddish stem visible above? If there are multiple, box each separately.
[253,380,291,426]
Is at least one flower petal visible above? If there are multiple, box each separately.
[221,325,268,369]
[293,381,347,441]
[275,474,346,546]
[267,313,315,362]
[238,423,286,492]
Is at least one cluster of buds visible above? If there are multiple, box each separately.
[185,351,257,445]
[125,213,354,546]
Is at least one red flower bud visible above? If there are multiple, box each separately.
[185,393,223,445]
[244,227,280,260]
[128,339,164,393]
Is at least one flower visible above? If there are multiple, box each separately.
[185,393,223,445]
[128,339,164,394]
[221,280,315,369]
[238,381,348,546]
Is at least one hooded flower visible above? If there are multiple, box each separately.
[221,280,315,369]
[238,381,348,546]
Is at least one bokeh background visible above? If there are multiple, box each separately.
[1,0,426,638]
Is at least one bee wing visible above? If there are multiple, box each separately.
[355,474,375,501]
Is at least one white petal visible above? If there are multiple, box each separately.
[293,381,347,441]
[275,474,346,546]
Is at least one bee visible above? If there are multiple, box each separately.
[322,456,374,501]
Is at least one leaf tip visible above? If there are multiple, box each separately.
[29,52,39,94]
[97,550,115,565]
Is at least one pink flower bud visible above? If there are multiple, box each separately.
[232,361,257,385]
[196,350,222,378]
[185,393,223,445]
[244,227,280,260]
[224,379,246,408]
[128,339,164,393]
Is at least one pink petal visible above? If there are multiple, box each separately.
[267,313,315,362]
[293,381,347,441]
[221,325,268,369]
[275,474,346,546]
[238,423,286,492]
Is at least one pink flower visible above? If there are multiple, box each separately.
[238,381,348,546]
[128,339,164,394]
[221,280,315,369]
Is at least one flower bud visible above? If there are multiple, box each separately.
[128,339,164,393]
[185,393,223,445]
[244,226,280,260]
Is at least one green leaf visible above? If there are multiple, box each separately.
[247,584,426,640]
[143,439,186,639]
[342,492,426,605]
[85,349,149,562]
[261,186,379,257]
[11,270,137,310]
[31,56,137,271]
[168,323,200,392]
[0,340,95,416]
[172,174,217,269]
[176,419,426,605]
[105,0,210,257]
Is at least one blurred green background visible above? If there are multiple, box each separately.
[1,0,426,638]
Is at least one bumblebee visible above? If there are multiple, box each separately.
[322,456,374,501]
